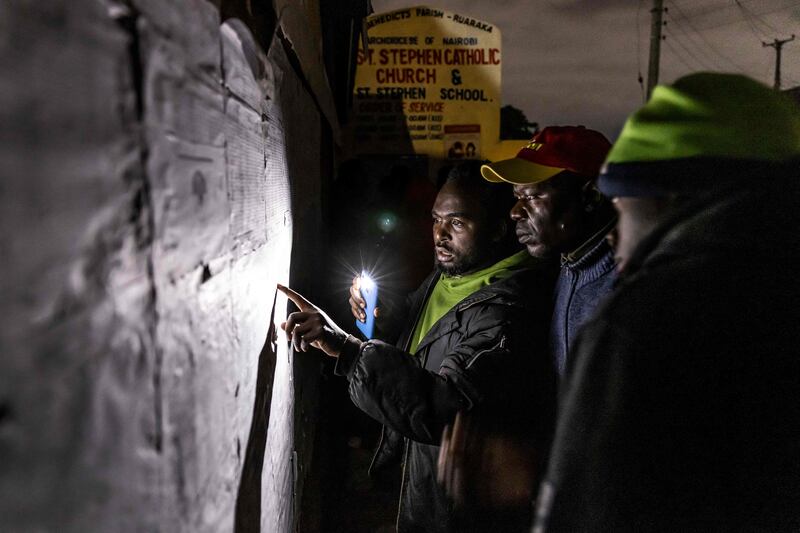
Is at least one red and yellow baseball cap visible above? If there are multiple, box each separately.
[481,126,612,185]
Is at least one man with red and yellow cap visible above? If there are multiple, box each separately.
[437,126,617,526]
[481,125,616,377]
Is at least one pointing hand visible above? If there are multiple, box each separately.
[278,284,357,357]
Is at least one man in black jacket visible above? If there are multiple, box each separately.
[279,162,558,532]
[536,73,800,531]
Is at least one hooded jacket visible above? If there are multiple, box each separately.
[336,261,558,532]
[536,175,800,531]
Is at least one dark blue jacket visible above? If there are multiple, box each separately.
[550,236,616,377]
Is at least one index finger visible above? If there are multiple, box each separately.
[277,283,313,311]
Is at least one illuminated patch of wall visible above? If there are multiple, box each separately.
[0,1,323,531]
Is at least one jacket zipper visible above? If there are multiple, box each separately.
[395,438,410,530]
[392,275,438,529]
[395,342,432,530]
[465,335,507,369]
[563,268,578,361]
[456,293,496,312]
[391,279,509,528]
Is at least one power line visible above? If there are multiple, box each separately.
[734,0,783,35]
[664,30,719,70]
[652,0,800,88]
[705,2,800,31]
[666,0,800,32]
[664,29,729,71]
[667,0,747,71]
[666,0,800,86]
[663,36,707,71]
[736,2,800,86]
[734,0,773,40]
[665,0,741,26]
[738,6,800,88]
[671,0,793,22]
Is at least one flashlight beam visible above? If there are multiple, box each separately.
[360,272,376,290]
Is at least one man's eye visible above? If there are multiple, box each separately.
[451,219,463,228]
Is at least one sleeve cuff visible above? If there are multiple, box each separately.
[334,335,364,379]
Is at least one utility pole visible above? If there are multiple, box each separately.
[762,35,796,90]
[647,0,666,100]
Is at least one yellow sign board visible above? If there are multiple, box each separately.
[349,6,501,161]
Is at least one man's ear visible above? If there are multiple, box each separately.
[581,181,603,211]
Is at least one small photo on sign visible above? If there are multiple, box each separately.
[444,124,481,160]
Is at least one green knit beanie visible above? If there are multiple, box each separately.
[599,72,800,196]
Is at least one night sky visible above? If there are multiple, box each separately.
[372,0,800,139]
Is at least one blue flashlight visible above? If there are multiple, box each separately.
[355,272,378,339]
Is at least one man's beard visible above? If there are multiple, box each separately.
[434,245,485,276]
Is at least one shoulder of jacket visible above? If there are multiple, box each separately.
[456,268,549,313]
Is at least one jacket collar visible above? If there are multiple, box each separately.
[412,265,547,355]
[561,217,617,266]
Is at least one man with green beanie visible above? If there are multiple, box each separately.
[535,72,800,531]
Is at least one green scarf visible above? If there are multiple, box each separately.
[408,250,533,354]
